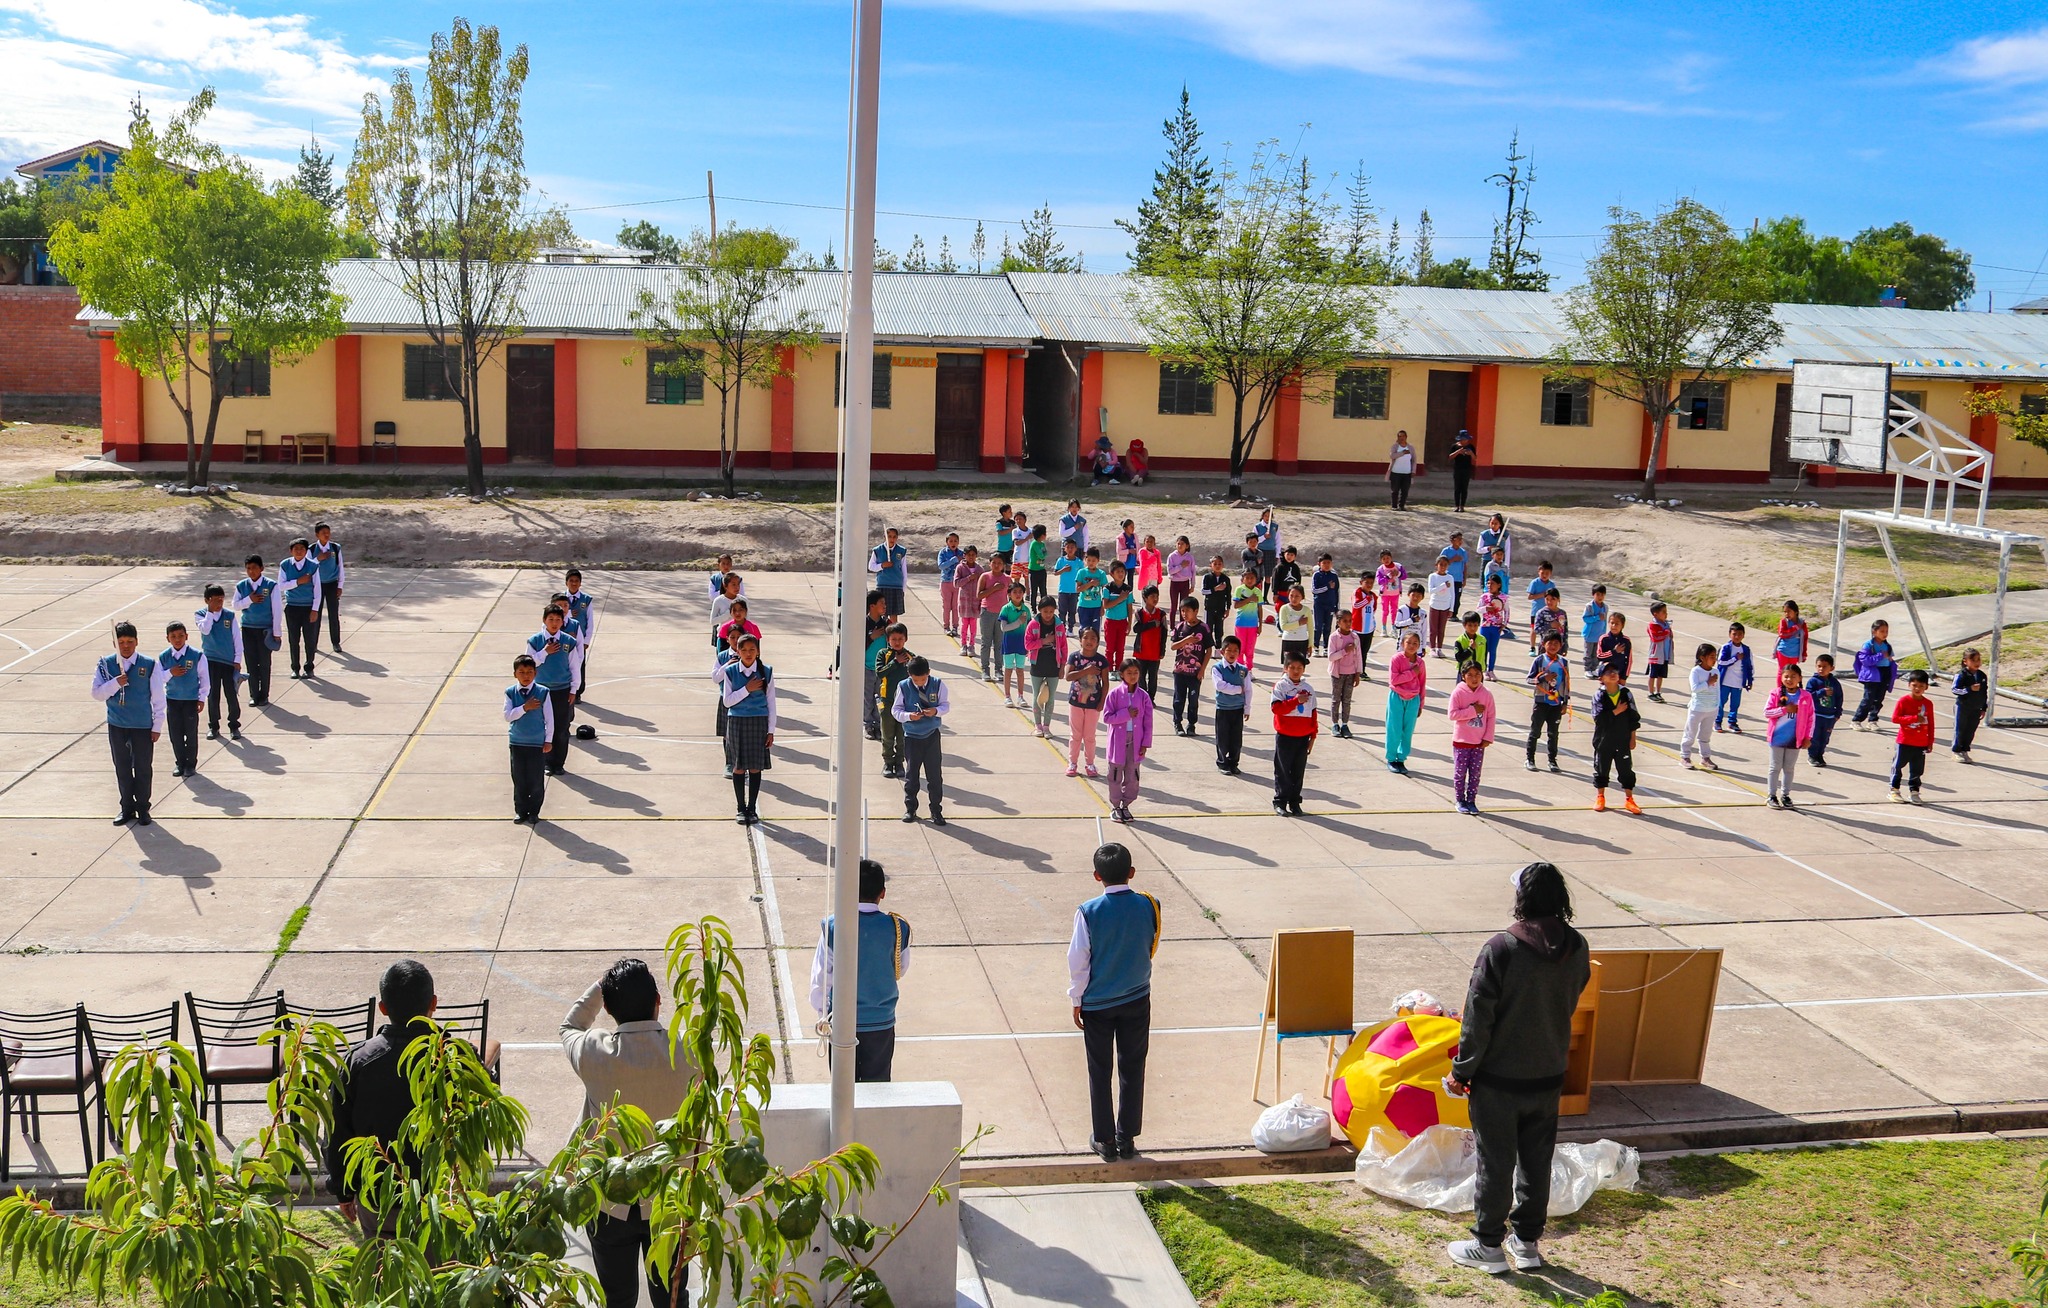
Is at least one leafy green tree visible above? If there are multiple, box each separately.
[0,178,48,284]
[1417,256,1492,289]
[631,228,821,498]
[0,917,936,1308]
[1001,205,1079,273]
[1963,387,2048,453]
[1486,130,1548,291]
[1334,162,1398,285]
[935,234,959,274]
[619,219,684,263]
[1118,85,1219,275]
[1851,221,1975,311]
[49,91,344,488]
[1555,198,1783,501]
[348,18,540,500]
[1129,144,1381,499]
[1739,216,1879,306]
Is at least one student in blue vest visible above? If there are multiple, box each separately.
[893,656,950,825]
[564,567,597,698]
[503,653,554,825]
[1068,841,1161,1161]
[869,527,909,619]
[808,858,911,1082]
[526,605,581,776]
[719,632,775,825]
[233,554,284,706]
[311,521,347,655]
[92,621,165,827]
[195,584,242,741]
[157,621,209,778]
[278,537,324,680]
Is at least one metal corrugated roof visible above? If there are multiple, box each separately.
[1005,271,2048,379]
[79,260,1042,345]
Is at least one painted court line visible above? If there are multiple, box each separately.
[746,822,802,1058]
[0,595,154,675]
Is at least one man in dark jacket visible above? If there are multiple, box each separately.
[1445,862,1591,1276]
[326,959,438,1233]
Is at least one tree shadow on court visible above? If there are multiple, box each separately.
[530,818,633,876]
[550,772,660,818]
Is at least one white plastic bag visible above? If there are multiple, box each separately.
[1353,1124,1638,1216]
[1251,1094,1334,1153]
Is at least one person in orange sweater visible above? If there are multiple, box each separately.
[1269,651,1319,817]
[1888,669,1935,804]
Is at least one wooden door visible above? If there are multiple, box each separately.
[1423,370,1470,470]
[506,344,554,462]
[934,353,983,469]
[1770,382,1799,478]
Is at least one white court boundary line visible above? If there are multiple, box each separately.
[1693,812,2048,987]
[0,597,153,675]
[747,823,801,1058]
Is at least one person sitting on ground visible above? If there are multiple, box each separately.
[326,959,438,1234]
[561,958,695,1308]
[1090,436,1125,485]
[1123,438,1150,485]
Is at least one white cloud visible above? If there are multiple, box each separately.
[1927,25,2048,133]
[898,0,1496,79]
[0,0,399,172]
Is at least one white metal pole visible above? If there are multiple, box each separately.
[831,0,883,1155]
[1989,540,2011,725]
[1828,514,1849,660]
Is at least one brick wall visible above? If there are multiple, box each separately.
[0,286,100,423]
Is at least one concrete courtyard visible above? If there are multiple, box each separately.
[4,560,2048,1180]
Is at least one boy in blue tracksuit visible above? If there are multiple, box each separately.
[196,584,241,740]
[1579,586,1608,676]
[1852,619,1896,729]
[526,605,582,776]
[1806,654,1844,767]
[869,527,909,618]
[92,621,165,826]
[233,554,284,706]
[1068,842,1161,1162]
[1310,554,1341,656]
[504,653,553,824]
[563,567,596,697]
[311,521,346,655]
[278,537,323,679]
[809,858,912,1082]
[158,621,208,778]
[1715,622,1755,732]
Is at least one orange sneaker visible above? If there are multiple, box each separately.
[1624,794,1642,815]
[1593,792,1607,812]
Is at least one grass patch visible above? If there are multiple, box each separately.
[1900,622,2048,697]
[1143,1137,2048,1307]
[271,904,310,961]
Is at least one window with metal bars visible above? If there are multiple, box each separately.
[1677,380,1728,430]
[834,352,892,409]
[1540,378,1590,426]
[1333,367,1389,420]
[210,346,270,398]
[1157,362,1214,416]
[645,347,705,404]
[402,344,460,401]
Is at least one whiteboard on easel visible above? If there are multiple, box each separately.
[1788,360,1892,471]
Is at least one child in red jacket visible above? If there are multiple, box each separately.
[1889,669,1935,804]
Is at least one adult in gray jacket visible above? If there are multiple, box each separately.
[563,959,696,1307]
[1444,862,1590,1277]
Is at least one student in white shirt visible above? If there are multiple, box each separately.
[91,621,167,826]
[1426,558,1458,657]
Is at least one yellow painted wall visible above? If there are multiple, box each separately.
[1296,360,1435,465]
[578,340,769,453]
[1992,383,2048,480]
[140,338,336,448]
[359,335,506,450]
[1662,375,1773,474]
[1099,350,1259,463]
[792,345,946,458]
[1492,366,1640,470]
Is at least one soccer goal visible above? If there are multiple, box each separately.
[1790,360,2048,725]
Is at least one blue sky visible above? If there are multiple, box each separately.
[6,0,2048,304]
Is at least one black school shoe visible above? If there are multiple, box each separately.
[1089,1137,1118,1163]
[1116,1134,1136,1159]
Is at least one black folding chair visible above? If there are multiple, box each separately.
[0,1007,93,1181]
[286,998,376,1043]
[433,1000,501,1083]
[82,1003,181,1160]
[183,992,286,1132]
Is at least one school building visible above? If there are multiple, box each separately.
[83,262,2048,486]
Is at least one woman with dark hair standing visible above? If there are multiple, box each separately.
[1387,431,1417,510]
[1444,862,1591,1278]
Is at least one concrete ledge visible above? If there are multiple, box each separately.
[54,457,1042,489]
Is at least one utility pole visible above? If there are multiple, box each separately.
[707,169,717,256]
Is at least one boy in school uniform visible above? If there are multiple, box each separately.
[504,653,553,824]
[861,590,891,733]
[1952,648,1988,762]
[893,656,950,825]
[869,527,909,618]
[1068,842,1160,1161]
[1590,666,1642,815]
[1310,554,1341,656]
[278,537,323,680]
[874,624,915,781]
[526,605,581,776]
[157,622,208,779]
[195,584,242,741]
[1806,654,1844,768]
[1211,635,1249,774]
[810,859,911,1082]
[92,622,164,826]
[1890,670,1936,803]
[1270,651,1318,817]
[563,568,597,697]
[311,521,346,654]
[1201,556,1233,648]
[233,554,284,706]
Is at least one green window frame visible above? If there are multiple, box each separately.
[645,347,705,405]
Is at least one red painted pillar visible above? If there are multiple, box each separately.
[770,345,796,470]
[1466,363,1499,479]
[980,347,1008,473]
[1969,382,2002,453]
[552,339,578,467]
[99,337,142,460]
[333,335,362,464]
[1272,374,1301,476]
[1006,352,1026,464]
[1079,350,1104,471]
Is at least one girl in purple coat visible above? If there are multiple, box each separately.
[1100,658,1157,825]
[1764,661,1817,809]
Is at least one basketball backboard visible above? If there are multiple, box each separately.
[1789,360,1892,471]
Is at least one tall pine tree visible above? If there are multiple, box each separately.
[1117,85,1219,274]
[292,136,341,214]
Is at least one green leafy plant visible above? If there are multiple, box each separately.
[1964,387,2048,455]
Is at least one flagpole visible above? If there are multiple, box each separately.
[831,0,883,1153]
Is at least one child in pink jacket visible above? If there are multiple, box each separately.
[1023,597,1069,738]
[1763,661,1817,808]
[1447,663,1497,814]
[1385,632,1427,774]
[1327,621,1364,739]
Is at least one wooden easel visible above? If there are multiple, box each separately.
[1251,928,1354,1103]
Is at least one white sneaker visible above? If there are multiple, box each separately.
[1909,790,1927,805]
[1447,1239,1509,1275]
[1889,788,1906,803]
[1504,1234,1543,1271]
